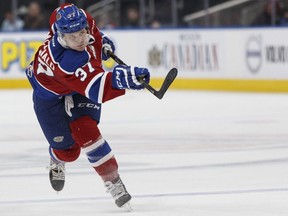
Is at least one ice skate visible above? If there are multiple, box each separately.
[105,177,132,210]
[48,159,65,192]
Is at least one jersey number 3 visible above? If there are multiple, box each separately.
[75,62,95,81]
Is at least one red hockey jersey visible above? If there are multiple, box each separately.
[27,3,125,103]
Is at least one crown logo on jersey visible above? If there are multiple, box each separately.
[56,12,61,21]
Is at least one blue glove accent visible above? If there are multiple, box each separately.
[101,33,115,61]
[112,65,150,90]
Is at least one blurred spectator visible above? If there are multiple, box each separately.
[279,9,288,25]
[17,5,28,20]
[150,20,162,28]
[23,1,47,30]
[1,10,24,32]
[123,6,140,27]
[96,13,117,29]
[250,0,284,26]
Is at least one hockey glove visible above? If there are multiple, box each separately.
[112,65,150,90]
[101,33,115,61]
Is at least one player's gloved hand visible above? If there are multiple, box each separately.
[101,33,115,61]
[112,65,150,90]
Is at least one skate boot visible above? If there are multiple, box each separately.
[48,159,65,192]
[105,177,132,209]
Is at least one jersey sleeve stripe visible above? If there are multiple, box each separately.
[85,72,104,99]
[97,71,109,104]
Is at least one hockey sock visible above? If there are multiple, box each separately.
[81,138,119,182]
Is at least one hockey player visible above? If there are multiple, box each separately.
[25,3,150,209]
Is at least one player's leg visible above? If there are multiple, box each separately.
[69,94,131,208]
[33,93,81,191]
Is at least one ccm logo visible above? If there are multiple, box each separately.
[78,103,100,109]
[116,71,123,88]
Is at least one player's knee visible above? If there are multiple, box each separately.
[70,116,101,148]
[51,143,81,162]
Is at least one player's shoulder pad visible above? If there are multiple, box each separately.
[60,49,90,73]
[48,33,90,73]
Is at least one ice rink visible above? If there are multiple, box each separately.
[0,89,288,216]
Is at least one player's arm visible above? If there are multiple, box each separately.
[56,52,124,103]
[58,53,149,104]
[82,29,150,92]
[87,65,150,103]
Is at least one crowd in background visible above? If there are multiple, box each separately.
[1,1,49,31]
[1,0,288,32]
[250,0,288,26]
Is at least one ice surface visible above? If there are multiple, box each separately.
[0,89,287,216]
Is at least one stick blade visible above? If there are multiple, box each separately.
[156,68,178,99]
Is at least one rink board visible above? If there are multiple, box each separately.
[1,28,288,92]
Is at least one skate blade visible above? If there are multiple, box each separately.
[121,202,133,212]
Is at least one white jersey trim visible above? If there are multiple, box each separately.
[57,64,74,75]
[48,39,57,64]
[98,71,109,104]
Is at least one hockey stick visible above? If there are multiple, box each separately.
[107,50,178,99]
